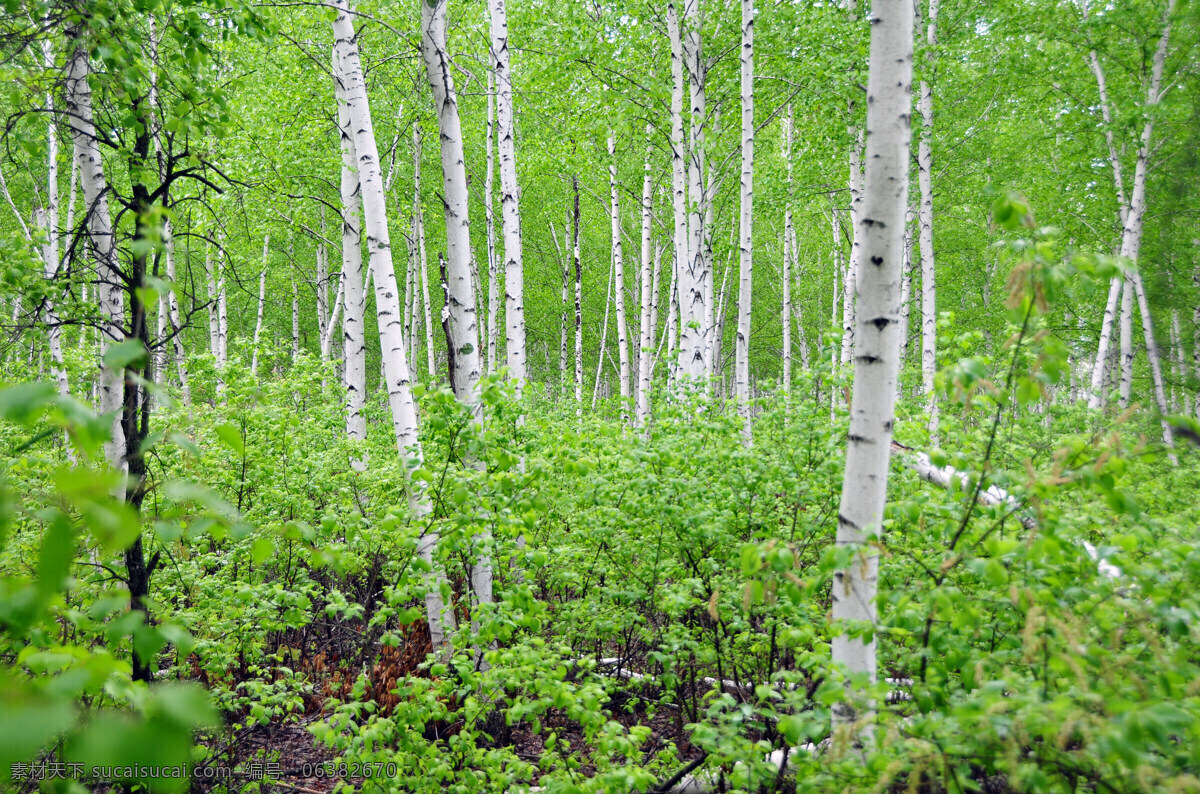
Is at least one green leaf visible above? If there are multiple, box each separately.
[0,382,57,424]
[102,340,149,371]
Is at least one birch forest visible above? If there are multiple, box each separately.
[2,0,1200,791]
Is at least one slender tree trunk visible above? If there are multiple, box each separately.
[38,49,71,429]
[420,0,482,407]
[593,248,615,409]
[573,177,583,412]
[484,67,498,375]
[1194,261,1200,420]
[251,235,269,376]
[782,106,795,395]
[217,244,228,374]
[414,123,437,382]
[677,0,708,382]
[318,217,330,343]
[1130,271,1176,455]
[832,0,912,735]
[1169,299,1185,414]
[736,0,754,443]
[333,44,368,446]
[488,0,527,390]
[558,222,569,397]
[1119,275,1134,408]
[898,207,914,396]
[333,0,455,648]
[917,0,940,442]
[841,130,862,371]
[1089,275,1122,409]
[321,272,345,359]
[607,134,631,403]
[65,31,126,468]
[637,130,655,427]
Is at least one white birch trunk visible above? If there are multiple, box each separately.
[333,43,368,445]
[1089,275,1122,409]
[1119,275,1134,408]
[251,235,269,376]
[321,272,346,360]
[678,0,709,381]
[841,130,862,371]
[420,0,482,406]
[411,124,436,382]
[1130,271,1176,455]
[593,249,615,409]
[782,105,795,394]
[636,130,655,427]
[65,31,125,469]
[608,134,631,402]
[831,0,912,733]
[333,0,455,649]
[558,222,569,396]
[573,179,584,411]
[488,0,527,389]
[917,0,939,441]
[38,49,70,418]
[484,67,498,375]
[735,0,754,444]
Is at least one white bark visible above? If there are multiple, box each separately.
[1089,275,1122,409]
[1119,275,1134,408]
[593,247,615,409]
[333,43,368,445]
[488,0,527,389]
[251,235,269,377]
[333,0,454,648]
[420,0,482,406]
[916,0,939,443]
[321,271,345,359]
[64,31,125,469]
[317,218,330,344]
[677,0,709,382]
[1130,271,1176,455]
[782,106,795,394]
[557,221,569,396]
[38,47,70,419]
[484,66,498,375]
[842,130,862,371]
[292,277,300,360]
[831,0,912,733]
[736,0,754,443]
[636,131,655,427]
[414,123,436,382]
[608,134,631,402]
[573,178,583,410]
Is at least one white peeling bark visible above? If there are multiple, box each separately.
[573,178,583,410]
[1089,275,1122,409]
[251,235,269,377]
[333,0,454,648]
[484,66,498,375]
[608,134,631,402]
[736,0,754,443]
[413,123,436,382]
[593,247,615,409]
[841,131,862,371]
[637,131,655,427]
[38,51,70,419]
[667,3,688,391]
[678,0,709,382]
[1130,271,1176,455]
[292,278,300,360]
[831,0,912,734]
[64,30,125,469]
[1119,275,1133,408]
[333,43,368,445]
[420,0,482,407]
[321,272,345,360]
[488,0,527,390]
[916,0,939,441]
[782,106,795,394]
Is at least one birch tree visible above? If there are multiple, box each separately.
[608,133,631,402]
[488,0,527,389]
[667,2,689,390]
[678,0,709,382]
[333,0,455,649]
[917,0,940,442]
[573,177,584,411]
[831,0,912,734]
[420,0,482,407]
[251,235,269,377]
[734,0,754,444]
[636,129,655,426]
[781,105,795,396]
[484,67,498,375]
[64,27,125,469]
[333,44,367,445]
